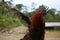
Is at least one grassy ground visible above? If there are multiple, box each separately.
[0,27,60,40]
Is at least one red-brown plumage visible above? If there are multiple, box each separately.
[29,9,45,40]
[31,9,45,29]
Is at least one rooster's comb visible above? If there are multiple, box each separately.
[38,9,43,15]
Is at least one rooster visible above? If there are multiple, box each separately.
[30,9,45,40]
[11,8,46,40]
[20,8,46,40]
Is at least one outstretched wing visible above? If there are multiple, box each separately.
[11,8,31,25]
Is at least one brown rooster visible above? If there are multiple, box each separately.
[11,8,46,40]
[20,9,46,40]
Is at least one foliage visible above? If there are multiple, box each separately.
[25,5,60,22]
[15,4,23,11]
[0,14,24,31]
[47,8,56,16]
[0,0,24,31]
[0,0,60,31]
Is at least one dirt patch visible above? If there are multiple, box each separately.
[0,27,60,40]
[45,31,60,40]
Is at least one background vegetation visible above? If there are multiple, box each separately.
[0,0,60,31]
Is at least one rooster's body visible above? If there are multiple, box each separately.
[20,9,45,40]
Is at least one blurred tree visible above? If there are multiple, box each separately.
[0,0,23,31]
[15,4,23,11]
[38,5,48,10]
[47,8,56,16]
[31,2,36,10]
[57,11,60,15]
[54,14,60,22]
[45,13,54,22]
[0,0,12,14]
[22,6,28,13]
[26,5,48,18]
